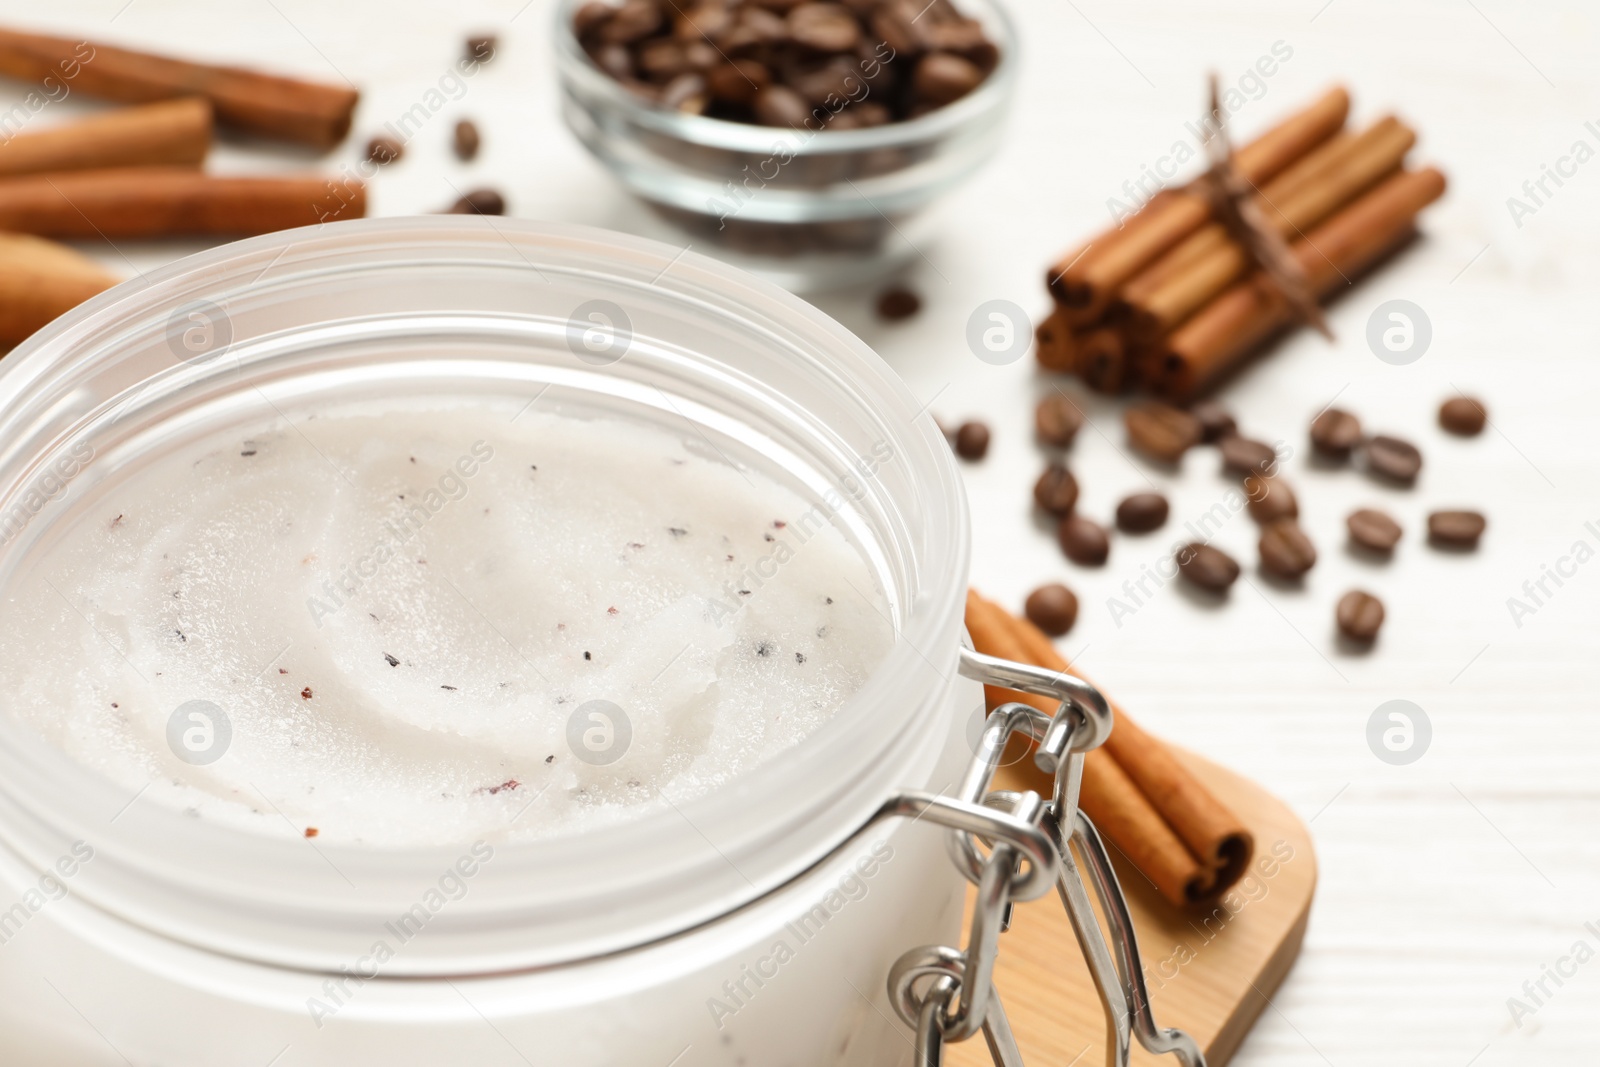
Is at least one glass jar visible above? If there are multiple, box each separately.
[552,0,1019,292]
[0,218,983,1065]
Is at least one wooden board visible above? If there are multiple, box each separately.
[953,749,1317,1067]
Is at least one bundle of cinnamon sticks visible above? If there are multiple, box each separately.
[966,589,1251,907]
[1038,86,1447,401]
[0,28,365,346]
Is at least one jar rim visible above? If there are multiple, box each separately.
[0,217,971,974]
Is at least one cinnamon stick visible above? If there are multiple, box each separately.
[999,596,1253,897]
[0,233,118,348]
[1034,307,1077,373]
[0,167,366,239]
[0,28,359,148]
[1119,117,1415,343]
[1076,326,1129,393]
[1047,86,1350,323]
[1153,166,1447,400]
[965,589,1252,906]
[0,98,210,177]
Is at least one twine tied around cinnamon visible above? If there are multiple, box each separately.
[1197,73,1335,341]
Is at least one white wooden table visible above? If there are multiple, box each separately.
[5,1,1599,1063]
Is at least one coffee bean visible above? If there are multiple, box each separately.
[1033,463,1079,516]
[453,119,481,161]
[708,59,771,104]
[637,37,689,79]
[875,285,921,321]
[1058,516,1109,566]
[1346,508,1402,554]
[366,135,403,166]
[466,33,498,61]
[1367,434,1423,484]
[913,51,983,106]
[1309,407,1362,459]
[1024,583,1078,637]
[1439,396,1487,436]
[1336,590,1385,642]
[1125,402,1202,463]
[1243,473,1297,525]
[752,84,814,127]
[1218,434,1276,476]
[1259,519,1317,579]
[581,0,994,126]
[593,42,635,79]
[788,2,861,51]
[660,71,710,112]
[601,1,660,43]
[953,421,989,461]
[1115,492,1168,533]
[1190,400,1236,443]
[1176,542,1239,591]
[1428,509,1486,550]
[446,188,507,216]
[574,0,615,38]
[676,3,733,42]
[1035,394,1083,448]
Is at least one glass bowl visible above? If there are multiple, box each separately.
[553,0,1018,292]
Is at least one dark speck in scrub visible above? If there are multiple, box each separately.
[384,653,399,667]
[240,450,257,457]
[795,652,806,664]
[756,641,775,657]
[668,527,687,538]
[583,651,592,661]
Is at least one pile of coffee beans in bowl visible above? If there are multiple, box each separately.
[571,0,1001,125]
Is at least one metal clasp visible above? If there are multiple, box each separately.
[871,645,1206,1067]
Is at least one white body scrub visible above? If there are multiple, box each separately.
[0,400,892,847]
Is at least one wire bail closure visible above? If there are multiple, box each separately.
[870,645,1206,1067]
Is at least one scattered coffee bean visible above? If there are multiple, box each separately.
[1058,516,1109,566]
[1309,408,1362,459]
[1366,434,1423,484]
[576,0,998,125]
[466,33,499,61]
[446,188,507,216]
[1033,463,1079,516]
[1336,590,1385,642]
[1035,394,1083,448]
[1024,583,1079,636]
[1218,434,1276,476]
[875,285,921,321]
[1243,473,1297,525]
[953,421,989,461]
[1190,400,1236,443]
[453,119,481,161]
[366,135,403,166]
[1115,492,1168,533]
[1176,542,1239,592]
[1428,509,1486,550]
[1259,519,1317,579]
[1346,508,1402,554]
[1439,396,1487,436]
[1125,402,1202,463]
